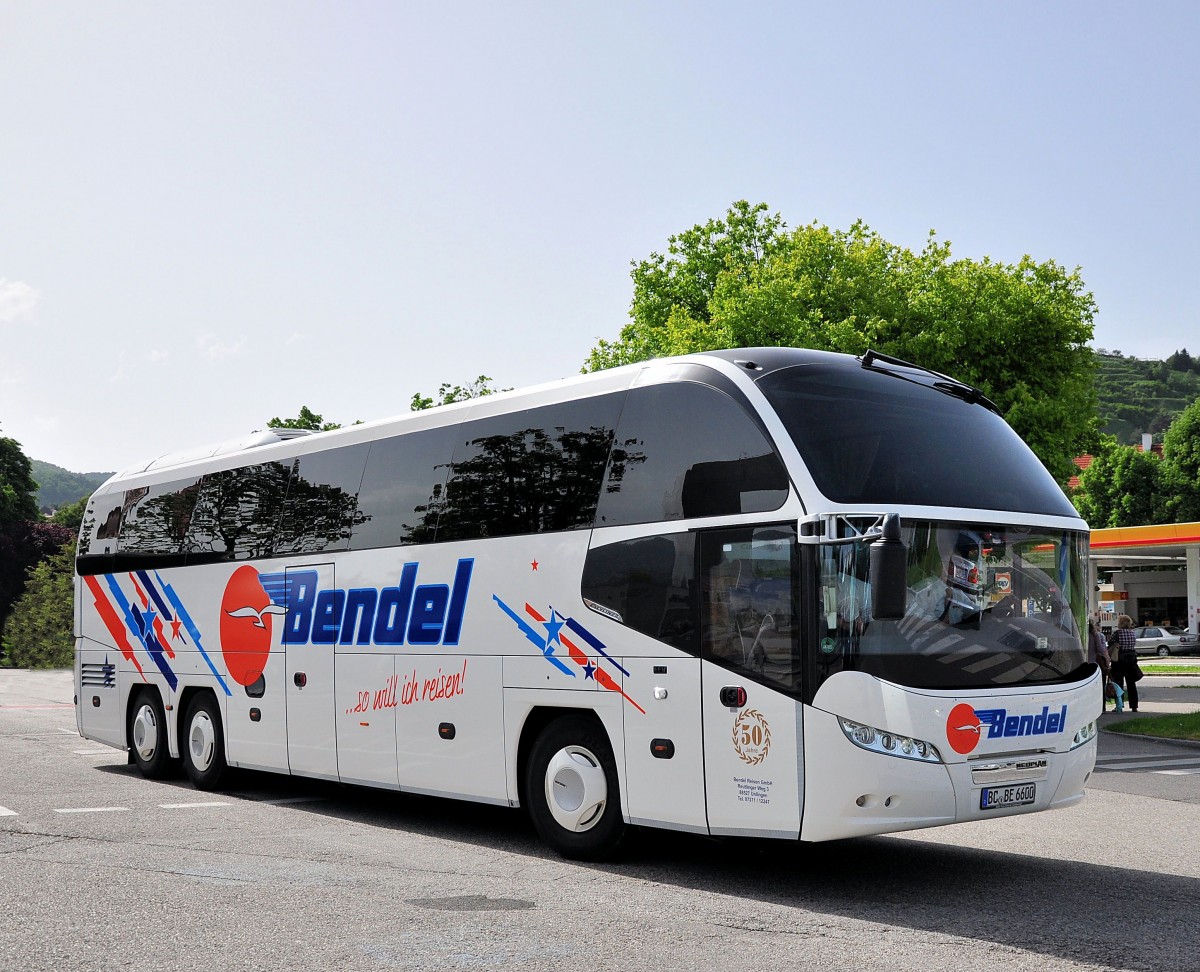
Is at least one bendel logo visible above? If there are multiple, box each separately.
[946,703,983,755]
[219,559,473,674]
[945,702,1070,755]
[220,565,285,686]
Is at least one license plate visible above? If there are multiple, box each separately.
[980,783,1036,810]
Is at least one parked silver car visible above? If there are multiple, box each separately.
[1133,625,1193,657]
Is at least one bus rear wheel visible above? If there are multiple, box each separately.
[128,690,178,779]
[525,714,624,861]
[182,694,228,791]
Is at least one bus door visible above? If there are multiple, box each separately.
[283,563,339,779]
[699,526,804,838]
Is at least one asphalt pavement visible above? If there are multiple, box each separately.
[3,668,1200,972]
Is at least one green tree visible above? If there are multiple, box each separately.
[410,375,509,411]
[52,496,87,532]
[585,201,788,372]
[267,406,348,431]
[1,428,39,525]
[585,203,1099,484]
[2,539,76,668]
[1159,398,1200,522]
[1072,436,1164,527]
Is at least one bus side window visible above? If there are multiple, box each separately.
[272,445,370,556]
[581,532,698,655]
[595,382,788,527]
[699,525,800,696]
[437,394,622,541]
[350,426,459,549]
[76,492,124,575]
[184,461,293,563]
[113,477,203,568]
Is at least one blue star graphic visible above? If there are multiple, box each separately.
[141,608,158,639]
[542,609,565,647]
[583,660,596,680]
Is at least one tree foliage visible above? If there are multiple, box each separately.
[51,496,88,532]
[585,202,1099,484]
[1071,436,1164,528]
[410,375,509,411]
[267,406,345,432]
[1094,351,1200,443]
[0,520,73,634]
[2,540,76,668]
[1,430,39,525]
[1159,398,1200,522]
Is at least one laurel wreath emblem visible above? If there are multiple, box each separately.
[732,707,772,765]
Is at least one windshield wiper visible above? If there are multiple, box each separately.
[860,349,1000,414]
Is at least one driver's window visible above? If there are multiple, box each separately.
[700,525,800,696]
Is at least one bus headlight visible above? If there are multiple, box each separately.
[1070,721,1097,750]
[839,718,943,763]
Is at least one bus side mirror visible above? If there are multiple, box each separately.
[870,514,908,619]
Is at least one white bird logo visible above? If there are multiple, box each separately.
[225,604,289,628]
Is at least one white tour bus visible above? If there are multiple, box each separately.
[74,348,1100,859]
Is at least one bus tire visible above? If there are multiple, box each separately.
[182,693,228,791]
[127,689,178,779]
[525,714,624,861]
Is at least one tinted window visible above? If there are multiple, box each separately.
[350,426,458,549]
[185,461,293,562]
[116,478,202,556]
[581,532,698,655]
[76,491,123,574]
[273,444,369,555]
[758,364,1078,516]
[701,524,800,696]
[437,395,622,541]
[595,382,788,527]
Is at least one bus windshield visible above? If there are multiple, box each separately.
[758,363,1078,516]
[814,521,1089,691]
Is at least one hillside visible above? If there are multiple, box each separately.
[30,460,111,513]
[1095,350,1200,444]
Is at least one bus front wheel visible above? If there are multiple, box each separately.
[525,714,624,861]
[182,694,228,791]
[128,689,178,779]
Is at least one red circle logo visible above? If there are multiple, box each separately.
[946,703,983,755]
[219,565,275,686]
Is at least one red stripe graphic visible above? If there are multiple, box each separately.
[560,633,645,714]
[83,575,146,680]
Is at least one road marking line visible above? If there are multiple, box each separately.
[0,806,17,817]
[57,728,77,735]
[53,807,131,814]
[1153,769,1200,776]
[158,802,232,809]
[73,749,115,756]
[259,796,327,805]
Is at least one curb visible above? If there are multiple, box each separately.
[1098,727,1200,749]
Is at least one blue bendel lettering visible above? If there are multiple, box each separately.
[258,559,473,647]
[974,705,1067,739]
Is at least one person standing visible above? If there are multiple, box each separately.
[1088,620,1111,709]
[1112,614,1140,713]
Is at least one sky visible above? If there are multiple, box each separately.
[2,2,1198,473]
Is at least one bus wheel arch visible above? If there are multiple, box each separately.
[521,709,625,861]
[126,686,179,779]
[180,690,229,791]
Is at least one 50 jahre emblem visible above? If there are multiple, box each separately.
[732,708,772,765]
